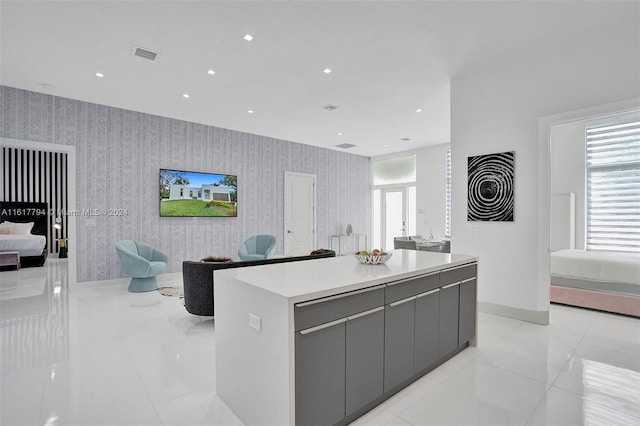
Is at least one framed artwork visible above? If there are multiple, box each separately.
[467,151,515,222]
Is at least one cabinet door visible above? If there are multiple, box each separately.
[295,319,346,426]
[346,307,385,416]
[458,278,477,346]
[438,283,459,358]
[384,296,416,392]
[414,288,440,372]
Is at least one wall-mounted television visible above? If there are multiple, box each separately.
[160,168,237,217]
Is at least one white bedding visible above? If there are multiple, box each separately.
[551,249,640,285]
[0,234,46,257]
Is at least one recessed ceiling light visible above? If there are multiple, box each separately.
[244,34,254,41]
[384,144,389,147]
[337,132,343,136]
[401,137,411,141]
[207,69,215,75]
[323,68,332,74]
[416,108,422,113]
[95,72,104,78]
[247,109,254,114]
[182,93,190,99]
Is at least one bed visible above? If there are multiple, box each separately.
[0,201,49,267]
[550,193,640,317]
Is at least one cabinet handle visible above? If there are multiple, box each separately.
[295,284,385,307]
[299,318,347,335]
[442,281,461,289]
[416,288,440,298]
[347,306,384,321]
[389,295,417,307]
[386,270,439,287]
[460,277,476,284]
[442,262,477,273]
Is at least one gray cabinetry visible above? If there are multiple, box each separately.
[295,319,346,426]
[438,282,460,358]
[384,295,416,391]
[295,287,385,425]
[458,278,477,346]
[346,307,385,416]
[414,288,440,372]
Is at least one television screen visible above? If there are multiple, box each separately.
[160,168,237,217]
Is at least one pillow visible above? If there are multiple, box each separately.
[4,221,34,235]
[0,224,14,235]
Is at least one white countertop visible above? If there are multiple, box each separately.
[214,249,477,303]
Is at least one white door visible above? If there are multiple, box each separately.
[382,188,406,251]
[284,171,316,256]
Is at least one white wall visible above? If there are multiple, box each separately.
[550,120,587,250]
[415,143,449,239]
[450,28,640,321]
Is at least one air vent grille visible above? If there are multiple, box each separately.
[336,143,357,149]
[323,104,338,111]
[134,47,158,61]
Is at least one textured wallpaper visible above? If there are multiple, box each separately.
[1,86,371,282]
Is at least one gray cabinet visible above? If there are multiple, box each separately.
[414,288,440,372]
[384,296,416,391]
[438,282,460,358]
[295,319,346,426]
[346,307,385,416]
[458,278,477,346]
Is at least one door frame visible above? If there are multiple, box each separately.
[0,137,77,285]
[284,171,317,256]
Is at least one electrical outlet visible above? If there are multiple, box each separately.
[86,218,96,227]
[249,313,262,332]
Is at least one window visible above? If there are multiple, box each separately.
[445,148,451,237]
[586,114,640,253]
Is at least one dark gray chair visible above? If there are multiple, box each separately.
[394,238,417,250]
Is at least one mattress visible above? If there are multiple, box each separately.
[550,249,640,296]
[0,235,47,257]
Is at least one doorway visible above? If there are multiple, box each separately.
[284,171,316,256]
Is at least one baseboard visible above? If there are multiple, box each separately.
[478,301,549,325]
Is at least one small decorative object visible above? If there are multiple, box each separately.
[201,256,232,263]
[346,224,353,236]
[354,249,392,265]
[467,151,515,222]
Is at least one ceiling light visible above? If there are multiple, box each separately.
[207,69,215,75]
[323,68,332,74]
[182,93,190,99]
[384,144,389,147]
[95,72,104,78]
[416,108,422,113]
[247,110,254,114]
[244,34,254,41]
[337,132,343,136]
[401,137,411,141]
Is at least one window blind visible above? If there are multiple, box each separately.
[586,117,640,253]
[446,148,451,237]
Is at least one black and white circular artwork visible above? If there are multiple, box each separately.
[467,151,514,222]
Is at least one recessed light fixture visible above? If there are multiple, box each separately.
[401,137,411,141]
[384,144,389,147]
[95,72,104,78]
[207,69,216,75]
[182,93,190,99]
[323,68,332,74]
[247,109,254,114]
[244,34,254,41]
[337,132,343,136]
[416,108,422,113]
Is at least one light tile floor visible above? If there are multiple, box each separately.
[1,259,638,425]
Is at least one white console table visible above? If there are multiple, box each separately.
[330,234,367,255]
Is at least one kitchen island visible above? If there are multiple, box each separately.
[214,249,477,425]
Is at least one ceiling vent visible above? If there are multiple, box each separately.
[323,104,338,111]
[336,143,357,149]
[133,47,159,61]
[401,137,411,141]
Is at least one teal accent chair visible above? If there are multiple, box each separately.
[237,234,276,261]
[115,240,169,292]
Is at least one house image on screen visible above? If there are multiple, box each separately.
[169,184,232,201]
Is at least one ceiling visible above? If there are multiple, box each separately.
[1,1,637,157]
